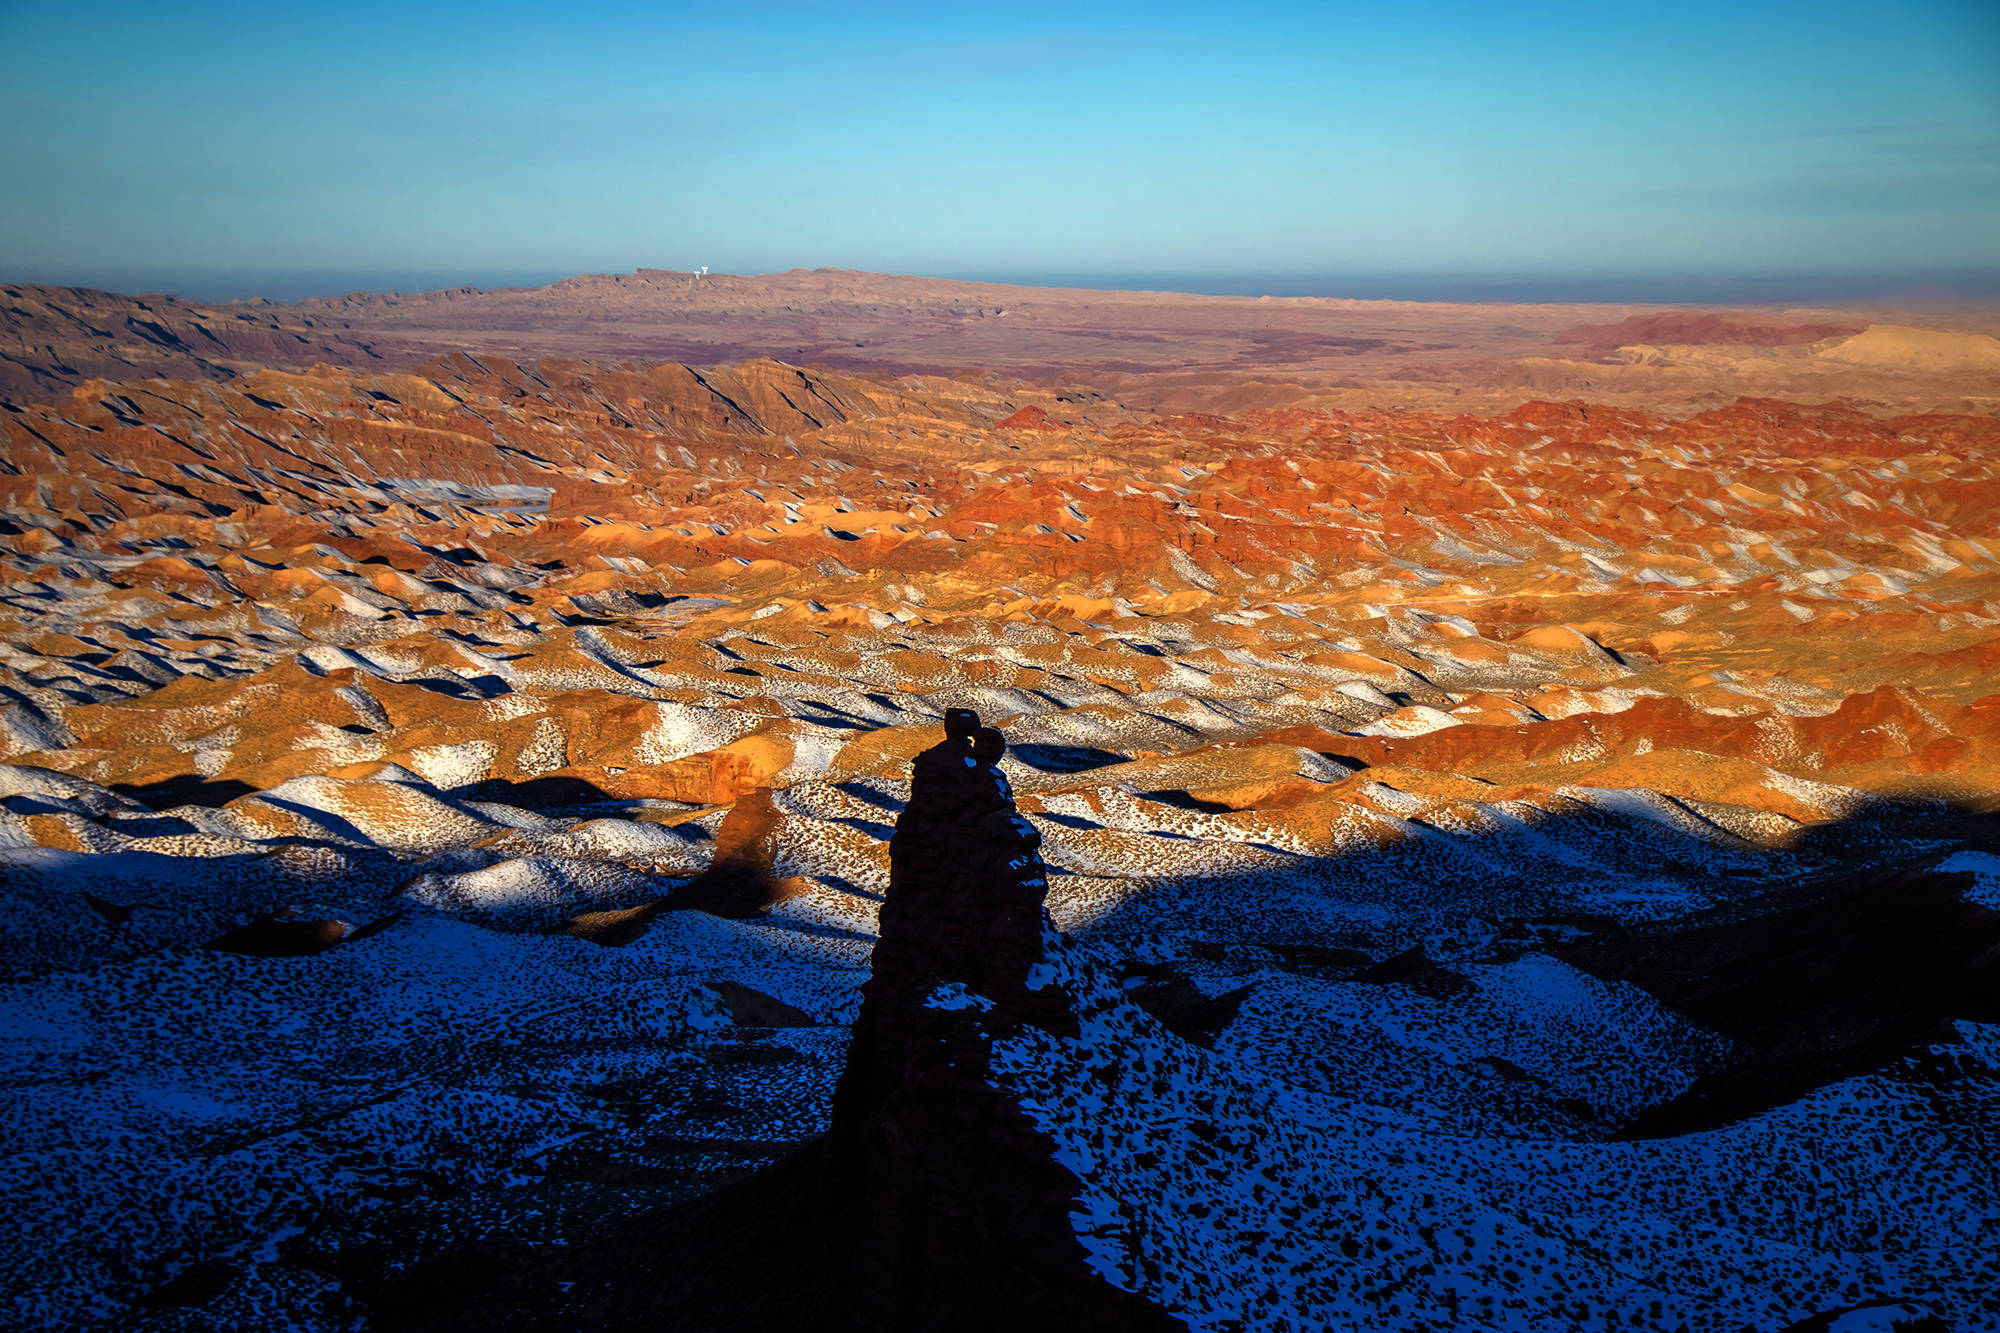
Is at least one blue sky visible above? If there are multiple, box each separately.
[2,1,1996,292]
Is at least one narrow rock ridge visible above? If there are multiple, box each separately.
[827,707,1180,1332]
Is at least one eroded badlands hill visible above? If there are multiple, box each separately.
[0,284,382,401]
[3,353,1999,1329]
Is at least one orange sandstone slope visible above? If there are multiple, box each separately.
[2,355,1998,844]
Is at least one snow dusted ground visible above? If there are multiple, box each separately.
[0,776,869,1327]
[0,722,1993,1328]
[994,941,2000,1332]
[1938,851,2000,910]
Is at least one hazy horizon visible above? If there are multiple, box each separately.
[10,264,2000,309]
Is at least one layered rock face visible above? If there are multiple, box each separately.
[829,709,1175,1332]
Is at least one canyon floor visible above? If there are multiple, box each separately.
[2,274,1999,1331]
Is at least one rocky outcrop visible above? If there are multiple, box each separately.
[847,709,1064,1027]
[826,708,1179,1332]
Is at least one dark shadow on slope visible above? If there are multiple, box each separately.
[1141,787,1236,814]
[1777,1299,1951,1333]
[1008,743,1129,773]
[1268,943,1373,974]
[1353,945,1475,999]
[247,794,377,846]
[303,792,2000,1330]
[791,698,880,731]
[1033,809,1108,831]
[1566,861,2000,1138]
[112,775,256,809]
[1119,960,1254,1046]
[410,673,512,700]
[1080,796,2000,1137]
[709,979,814,1027]
[464,774,649,817]
[814,872,884,903]
[350,719,1185,1333]
[832,779,907,815]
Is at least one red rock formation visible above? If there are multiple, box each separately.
[997,404,1065,430]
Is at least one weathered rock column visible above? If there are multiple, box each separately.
[826,709,1175,1333]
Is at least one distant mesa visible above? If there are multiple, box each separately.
[1553,312,1865,360]
[1815,323,2000,372]
[6,274,1997,415]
